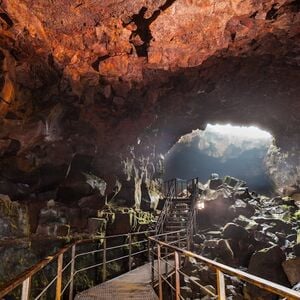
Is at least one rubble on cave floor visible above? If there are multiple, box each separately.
[184,174,300,299]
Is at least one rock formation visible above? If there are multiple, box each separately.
[0,0,299,292]
[186,175,300,299]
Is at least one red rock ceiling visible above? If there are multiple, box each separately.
[0,0,299,198]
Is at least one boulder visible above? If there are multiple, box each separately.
[233,187,252,200]
[229,199,255,218]
[224,176,245,189]
[88,217,107,235]
[196,189,233,226]
[293,243,300,257]
[217,239,235,265]
[253,217,293,233]
[56,224,70,237]
[209,178,223,190]
[234,215,259,231]
[245,246,290,299]
[282,257,300,286]
[222,223,249,240]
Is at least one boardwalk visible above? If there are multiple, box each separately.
[75,262,159,300]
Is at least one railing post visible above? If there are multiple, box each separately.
[177,231,181,248]
[69,244,76,300]
[164,234,168,275]
[157,244,163,300]
[217,269,226,300]
[102,239,107,282]
[149,239,154,285]
[174,251,181,300]
[56,253,63,300]
[128,233,132,271]
[21,277,31,300]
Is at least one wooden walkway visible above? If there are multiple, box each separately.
[75,262,160,300]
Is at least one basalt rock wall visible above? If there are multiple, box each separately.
[0,0,299,209]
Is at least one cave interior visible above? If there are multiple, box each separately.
[0,0,300,298]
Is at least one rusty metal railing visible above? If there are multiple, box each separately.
[186,177,199,250]
[149,236,300,300]
[0,229,187,300]
[0,230,156,300]
[156,179,176,234]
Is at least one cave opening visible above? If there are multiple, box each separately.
[164,123,275,194]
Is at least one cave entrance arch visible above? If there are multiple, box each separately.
[164,123,274,194]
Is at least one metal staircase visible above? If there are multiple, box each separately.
[156,178,199,249]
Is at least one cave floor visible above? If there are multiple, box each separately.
[75,262,162,299]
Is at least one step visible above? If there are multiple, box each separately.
[165,225,186,231]
[171,206,190,210]
[166,221,188,226]
[171,210,190,214]
[163,234,187,240]
[167,219,188,223]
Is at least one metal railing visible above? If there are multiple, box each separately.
[159,177,199,248]
[0,230,155,300]
[156,179,176,234]
[186,177,199,250]
[149,236,300,300]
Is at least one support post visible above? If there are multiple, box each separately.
[69,245,76,300]
[164,234,168,275]
[177,231,181,248]
[157,244,163,300]
[56,253,63,300]
[148,238,151,262]
[174,251,181,300]
[128,233,132,271]
[21,277,31,300]
[217,269,226,300]
[149,239,154,285]
[102,239,107,282]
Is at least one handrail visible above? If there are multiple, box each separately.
[0,230,155,299]
[0,244,73,298]
[149,236,300,300]
[186,177,198,250]
[156,179,176,234]
[0,229,186,299]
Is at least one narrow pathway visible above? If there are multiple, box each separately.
[75,262,159,300]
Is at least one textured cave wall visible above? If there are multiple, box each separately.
[0,0,299,210]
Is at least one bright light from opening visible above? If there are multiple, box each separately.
[196,200,205,210]
[206,124,272,140]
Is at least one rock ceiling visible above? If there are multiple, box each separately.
[0,0,299,198]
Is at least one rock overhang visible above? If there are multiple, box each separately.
[0,0,299,198]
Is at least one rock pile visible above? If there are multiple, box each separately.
[185,175,300,299]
